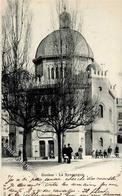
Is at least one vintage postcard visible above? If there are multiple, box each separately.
[1,0,122,195]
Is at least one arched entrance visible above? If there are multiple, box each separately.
[39,140,45,157]
[48,140,54,158]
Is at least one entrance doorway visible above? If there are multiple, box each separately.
[48,140,54,157]
[39,141,45,157]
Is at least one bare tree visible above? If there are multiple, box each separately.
[35,1,99,163]
[36,78,99,163]
[1,0,40,167]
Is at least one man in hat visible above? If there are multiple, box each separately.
[67,143,73,163]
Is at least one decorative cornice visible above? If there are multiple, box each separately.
[92,130,110,133]
[33,55,93,64]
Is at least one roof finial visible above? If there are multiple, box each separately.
[59,4,71,29]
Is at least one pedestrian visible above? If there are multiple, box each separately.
[99,149,103,158]
[95,149,99,158]
[114,145,119,158]
[18,149,21,160]
[107,146,112,157]
[67,143,73,163]
[91,150,95,158]
[62,144,68,162]
[50,150,55,159]
[78,145,83,159]
[103,149,108,158]
[74,152,79,159]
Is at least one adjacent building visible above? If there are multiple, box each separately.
[116,98,122,152]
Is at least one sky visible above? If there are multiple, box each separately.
[29,0,122,96]
[1,0,122,96]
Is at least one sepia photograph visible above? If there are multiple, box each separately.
[1,0,122,195]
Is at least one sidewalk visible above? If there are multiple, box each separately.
[2,155,121,164]
[1,155,93,162]
[2,155,122,175]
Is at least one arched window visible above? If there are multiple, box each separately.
[48,106,51,115]
[60,67,63,79]
[98,104,104,118]
[109,109,112,121]
[37,75,41,81]
[117,135,122,144]
[99,137,103,147]
[51,67,54,79]
[118,112,122,119]
[48,68,50,79]
[56,66,59,79]
[64,67,67,78]
[119,128,122,132]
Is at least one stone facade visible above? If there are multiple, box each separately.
[30,9,117,158]
[116,98,122,152]
[1,8,118,158]
[85,69,117,154]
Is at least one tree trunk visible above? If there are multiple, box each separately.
[23,129,28,170]
[57,132,63,163]
[90,123,93,155]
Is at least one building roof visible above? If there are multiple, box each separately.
[35,29,94,61]
[86,62,101,71]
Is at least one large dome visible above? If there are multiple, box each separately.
[35,29,94,61]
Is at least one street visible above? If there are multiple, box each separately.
[1,156,122,196]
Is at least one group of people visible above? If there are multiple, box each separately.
[18,144,119,162]
[62,144,83,163]
[74,145,83,159]
[62,143,73,163]
[92,145,119,158]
